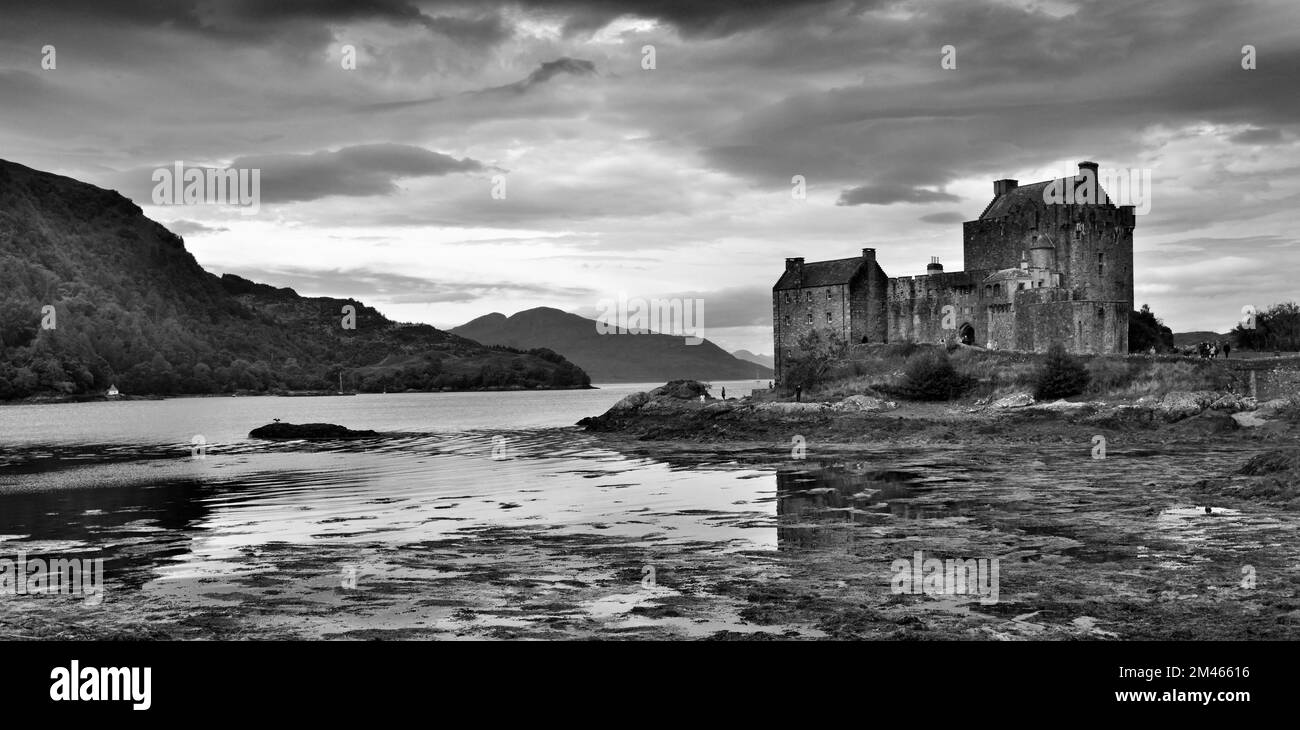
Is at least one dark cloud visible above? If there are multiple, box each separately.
[837,184,961,206]
[239,144,486,203]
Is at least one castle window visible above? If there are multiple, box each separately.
[805,291,811,302]
[783,315,790,326]
[1097,263,1104,276]
[806,313,813,324]
[1078,321,1083,340]
[784,292,790,303]
[1097,308,1105,318]
[827,289,833,300]
[826,312,833,323]
[1017,283,1025,291]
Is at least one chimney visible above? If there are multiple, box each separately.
[993,178,1018,196]
[785,257,804,286]
[862,248,876,264]
[926,256,943,273]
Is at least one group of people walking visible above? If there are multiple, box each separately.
[1192,340,1230,359]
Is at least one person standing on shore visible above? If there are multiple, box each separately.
[721,386,726,400]
[795,385,802,402]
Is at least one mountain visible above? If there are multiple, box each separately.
[452,307,775,383]
[731,350,774,369]
[0,159,589,399]
[1172,331,1228,347]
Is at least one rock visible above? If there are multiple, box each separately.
[1171,410,1239,434]
[832,395,897,412]
[993,393,1035,408]
[1254,398,1291,417]
[648,380,711,400]
[1031,398,1093,412]
[608,391,651,412]
[1209,393,1245,411]
[1231,411,1270,428]
[249,422,380,440]
[1155,391,1220,421]
[639,396,702,414]
[1237,450,1300,476]
[754,402,831,415]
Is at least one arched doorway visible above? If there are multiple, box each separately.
[958,323,975,346]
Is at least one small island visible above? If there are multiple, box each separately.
[248,422,381,440]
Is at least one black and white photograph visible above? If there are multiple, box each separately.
[0,0,1295,714]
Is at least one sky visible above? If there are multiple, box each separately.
[1,0,1297,355]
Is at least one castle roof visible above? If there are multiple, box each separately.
[773,256,867,290]
[978,177,1114,220]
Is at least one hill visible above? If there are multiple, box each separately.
[452,307,774,383]
[0,159,589,399]
[1173,331,1228,347]
[731,350,774,369]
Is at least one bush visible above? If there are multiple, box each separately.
[1035,343,1090,399]
[892,350,974,400]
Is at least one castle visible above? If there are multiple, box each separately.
[773,161,1135,380]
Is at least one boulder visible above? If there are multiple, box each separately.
[649,380,711,400]
[993,393,1035,409]
[1155,391,1220,421]
[1031,398,1093,412]
[832,395,897,412]
[1171,410,1239,434]
[754,402,831,415]
[608,391,651,412]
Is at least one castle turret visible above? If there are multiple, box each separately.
[1028,230,1056,270]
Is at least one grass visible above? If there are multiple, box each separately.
[800,343,1240,402]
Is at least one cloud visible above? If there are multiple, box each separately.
[107,144,488,206]
[363,57,599,111]
[919,211,966,224]
[165,220,229,236]
[1229,127,1284,144]
[226,266,596,305]
[837,184,961,206]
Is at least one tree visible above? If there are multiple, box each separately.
[1129,304,1173,352]
[894,348,974,400]
[782,329,849,392]
[1035,342,1090,400]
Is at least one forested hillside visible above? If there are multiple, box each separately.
[0,159,588,399]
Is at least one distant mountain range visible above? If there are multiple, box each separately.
[452,307,774,383]
[731,350,774,369]
[0,159,589,399]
